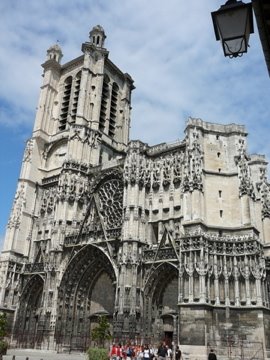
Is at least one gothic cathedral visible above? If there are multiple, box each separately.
[0,26,270,357]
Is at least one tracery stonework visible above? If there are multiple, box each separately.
[7,182,26,229]
[0,26,270,357]
[22,138,34,163]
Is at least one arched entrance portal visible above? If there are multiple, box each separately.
[144,263,178,345]
[55,245,116,351]
[13,275,44,348]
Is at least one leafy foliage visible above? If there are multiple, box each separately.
[0,313,7,338]
[0,313,8,355]
[87,347,108,360]
[91,315,112,347]
[0,340,8,355]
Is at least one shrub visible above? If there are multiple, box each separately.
[0,313,8,355]
[87,347,108,360]
[0,313,7,338]
[0,340,8,355]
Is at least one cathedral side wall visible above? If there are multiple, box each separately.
[264,310,270,352]
[179,306,269,354]
[179,306,207,345]
[211,308,265,341]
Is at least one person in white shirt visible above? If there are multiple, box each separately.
[143,344,153,360]
[166,345,172,360]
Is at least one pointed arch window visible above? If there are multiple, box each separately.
[99,75,110,133]
[71,71,81,122]
[109,82,119,138]
[59,76,72,131]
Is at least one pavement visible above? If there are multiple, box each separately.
[3,349,87,360]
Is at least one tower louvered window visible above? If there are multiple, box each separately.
[99,75,110,133]
[71,71,81,122]
[59,76,72,131]
[109,83,119,138]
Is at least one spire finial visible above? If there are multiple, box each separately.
[89,25,106,48]
[46,43,63,63]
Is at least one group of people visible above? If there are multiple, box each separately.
[110,343,217,360]
[110,342,183,360]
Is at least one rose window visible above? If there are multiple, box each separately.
[98,178,123,229]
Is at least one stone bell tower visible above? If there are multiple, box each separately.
[0,25,134,347]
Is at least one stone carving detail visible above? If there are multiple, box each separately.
[23,139,34,163]
[57,172,89,204]
[173,153,183,184]
[145,229,266,309]
[236,141,255,199]
[182,128,203,192]
[78,173,124,241]
[138,157,147,187]
[152,161,161,189]
[195,257,209,276]
[251,260,265,280]
[70,125,100,148]
[63,159,89,175]
[98,178,123,229]
[162,156,172,186]
[7,182,26,229]
[144,230,263,264]
[124,146,189,191]
[259,167,270,219]
[40,186,58,215]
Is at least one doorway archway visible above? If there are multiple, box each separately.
[144,262,178,344]
[55,245,116,350]
[13,275,44,348]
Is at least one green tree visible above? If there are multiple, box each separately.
[0,313,7,339]
[91,315,112,348]
[0,313,8,357]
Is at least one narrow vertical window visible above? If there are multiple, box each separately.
[99,75,110,132]
[59,76,72,131]
[109,82,118,138]
[71,71,81,122]
[219,190,222,198]
[220,210,223,218]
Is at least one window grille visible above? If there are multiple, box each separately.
[109,82,119,138]
[99,75,110,132]
[59,76,72,131]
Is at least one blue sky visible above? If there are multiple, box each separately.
[0,0,270,246]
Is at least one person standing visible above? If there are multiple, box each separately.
[143,344,152,360]
[166,346,172,360]
[175,346,182,360]
[110,344,118,360]
[126,344,135,360]
[157,342,167,360]
[208,349,217,360]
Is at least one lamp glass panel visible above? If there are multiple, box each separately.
[216,7,248,39]
[223,38,246,55]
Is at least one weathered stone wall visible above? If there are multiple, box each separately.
[263,310,270,352]
[179,306,207,345]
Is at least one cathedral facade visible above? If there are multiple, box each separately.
[0,26,270,356]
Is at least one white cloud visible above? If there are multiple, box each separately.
[0,1,269,144]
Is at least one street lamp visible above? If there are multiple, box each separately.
[211,0,254,58]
